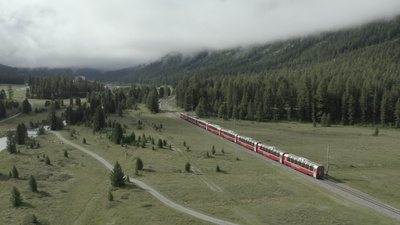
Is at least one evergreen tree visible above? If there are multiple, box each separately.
[110,161,125,187]
[136,157,143,170]
[15,123,28,145]
[6,130,16,154]
[45,155,51,165]
[146,90,159,113]
[157,139,163,148]
[10,186,22,207]
[29,175,38,192]
[0,99,6,118]
[216,165,221,173]
[111,123,123,144]
[64,150,68,157]
[21,98,32,113]
[11,165,19,178]
[92,106,106,132]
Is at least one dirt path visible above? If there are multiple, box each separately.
[47,129,238,225]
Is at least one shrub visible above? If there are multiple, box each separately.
[45,156,51,165]
[64,150,68,157]
[83,137,86,144]
[108,191,114,201]
[216,165,221,173]
[185,162,191,172]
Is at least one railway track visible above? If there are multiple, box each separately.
[160,95,400,222]
[322,178,400,218]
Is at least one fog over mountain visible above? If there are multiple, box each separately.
[1,0,400,70]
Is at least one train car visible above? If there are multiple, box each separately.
[186,114,198,124]
[197,119,208,130]
[207,123,221,135]
[180,112,189,120]
[220,129,238,143]
[283,154,325,179]
[236,135,258,151]
[257,144,286,163]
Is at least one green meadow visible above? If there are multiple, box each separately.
[0,95,398,224]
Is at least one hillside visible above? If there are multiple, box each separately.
[120,16,400,85]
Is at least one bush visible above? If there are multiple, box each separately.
[45,156,51,165]
[64,150,68,157]
[185,162,191,172]
[216,165,221,173]
[212,145,216,155]
[108,191,114,201]
[83,137,86,144]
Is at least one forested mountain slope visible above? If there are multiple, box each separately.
[124,16,400,126]
[121,17,400,86]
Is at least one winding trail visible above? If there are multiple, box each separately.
[47,129,238,225]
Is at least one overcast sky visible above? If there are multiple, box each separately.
[1,0,400,70]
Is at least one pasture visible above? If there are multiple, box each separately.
[0,95,398,224]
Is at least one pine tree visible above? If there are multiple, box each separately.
[10,186,22,207]
[146,90,159,113]
[45,156,51,165]
[93,106,106,132]
[29,175,38,192]
[216,165,221,173]
[11,165,19,178]
[64,150,68,157]
[6,130,16,154]
[110,161,125,187]
[111,123,123,144]
[212,145,216,155]
[157,139,163,148]
[21,98,32,113]
[0,99,6,118]
[136,157,143,170]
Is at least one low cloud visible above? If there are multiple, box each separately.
[0,0,399,70]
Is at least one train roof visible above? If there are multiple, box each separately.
[221,129,237,135]
[208,123,221,129]
[238,135,258,143]
[285,153,323,167]
[258,143,285,153]
[197,119,208,124]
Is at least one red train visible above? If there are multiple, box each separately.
[180,112,325,179]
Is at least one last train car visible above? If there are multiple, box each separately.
[283,154,325,179]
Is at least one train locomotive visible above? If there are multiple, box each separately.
[179,112,325,179]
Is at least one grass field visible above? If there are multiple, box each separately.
[1,95,399,224]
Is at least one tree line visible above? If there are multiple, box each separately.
[176,37,400,127]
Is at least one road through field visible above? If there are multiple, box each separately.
[47,129,238,225]
[160,95,400,222]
